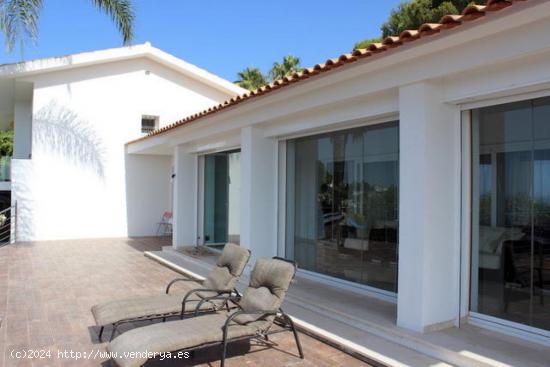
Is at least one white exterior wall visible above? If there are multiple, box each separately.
[12,58,234,241]
[124,153,172,236]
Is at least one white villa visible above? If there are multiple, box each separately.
[0,43,244,239]
[1,0,549,364]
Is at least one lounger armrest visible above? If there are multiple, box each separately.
[166,277,202,294]
[227,294,242,305]
[223,309,279,330]
[192,291,239,316]
[180,288,233,317]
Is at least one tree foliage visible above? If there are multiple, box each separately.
[269,55,302,81]
[353,37,383,50]
[355,0,484,50]
[236,55,303,91]
[235,67,268,91]
[0,128,13,156]
[0,0,135,52]
[90,0,134,43]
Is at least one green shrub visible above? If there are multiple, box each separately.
[0,129,14,156]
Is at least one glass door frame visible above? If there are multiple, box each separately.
[460,91,550,345]
[276,115,400,304]
[197,147,241,251]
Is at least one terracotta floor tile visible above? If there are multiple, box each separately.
[0,237,370,367]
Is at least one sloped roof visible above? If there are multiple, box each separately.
[128,0,526,145]
[0,42,245,95]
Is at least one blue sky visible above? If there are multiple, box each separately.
[0,0,401,81]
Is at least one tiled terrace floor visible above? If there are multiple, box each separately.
[0,238,370,367]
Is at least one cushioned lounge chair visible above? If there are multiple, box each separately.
[108,257,303,367]
[91,243,250,341]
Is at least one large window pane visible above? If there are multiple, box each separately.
[286,121,399,292]
[203,150,240,248]
[471,97,550,332]
[204,154,229,244]
[533,97,550,330]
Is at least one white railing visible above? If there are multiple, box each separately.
[0,202,16,246]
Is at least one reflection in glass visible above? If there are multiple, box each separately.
[286,122,399,292]
[203,150,240,248]
[471,97,550,332]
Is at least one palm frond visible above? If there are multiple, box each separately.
[235,67,267,91]
[0,0,43,52]
[90,0,135,44]
[269,55,301,81]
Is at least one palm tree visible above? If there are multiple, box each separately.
[235,67,267,91]
[0,0,135,52]
[269,55,302,81]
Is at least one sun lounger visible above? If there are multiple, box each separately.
[108,257,303,367]
[91,243,250,341]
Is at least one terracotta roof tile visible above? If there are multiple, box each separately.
[462,4,487,20]
[127,0,527,145]
[367,42,387,53]
[399,29,420,43]
[439,14,463,29]
[486,0,515,10]
[419,23,443,36]
[382,36,402,48]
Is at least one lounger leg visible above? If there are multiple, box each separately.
[221,340,227,367]
[221,324,229,367]
[162,317,166,322]
[110,324,118,341]
[180,302,186,319]
[98,326,104,341]
[283,313,303,359]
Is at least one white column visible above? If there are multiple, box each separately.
[397,82,461,332]
[172,145,197,249]
[240,126,277,266]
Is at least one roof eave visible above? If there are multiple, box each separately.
[0,43,245,96]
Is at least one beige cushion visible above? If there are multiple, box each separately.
[108,314,266,367]
[217,243,250,277]
[234,287,278,323]
[200,266,233,298]
[92,293,211,326]
[233,257,296,324]
[199,243,250,298]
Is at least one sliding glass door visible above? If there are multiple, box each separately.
[471,97,550,332]
[203,150,240,248]
[286,122,399,292]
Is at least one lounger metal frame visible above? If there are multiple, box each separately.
[136,257,304,367]
[219,307,304,367]
[133,307,304,367]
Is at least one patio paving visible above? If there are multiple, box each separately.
[0,237,371,367]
